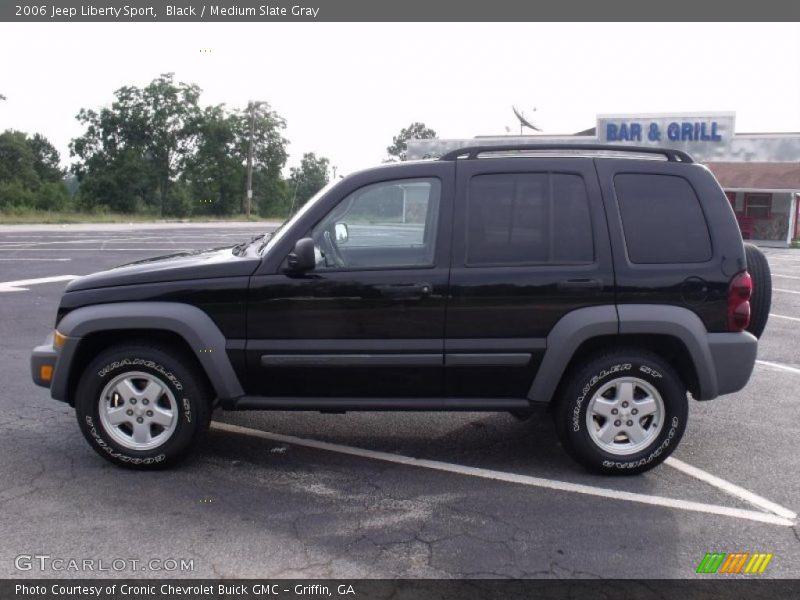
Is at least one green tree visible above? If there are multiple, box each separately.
[29,133,65,183]
[0,130,38,189]
[386,122,437,162]
[71,73,202,215]
[71,75,290,217]
[182,105,244,216]
[0,130,69,211]
[288,152,330,211]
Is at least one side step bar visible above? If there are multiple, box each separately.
[226,396,533,412]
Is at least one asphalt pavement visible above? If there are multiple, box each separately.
[1,223,798,579]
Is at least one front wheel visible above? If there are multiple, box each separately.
[554,350,688,475]
[75,343,212,469]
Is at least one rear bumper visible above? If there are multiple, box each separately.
[706,331,758,398]
[31,333,58,389]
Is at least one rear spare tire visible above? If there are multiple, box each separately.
[744,243,771,338]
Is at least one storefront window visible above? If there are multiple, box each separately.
[744,193,772,219]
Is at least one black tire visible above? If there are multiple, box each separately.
[553,350,688,475]
[744,243,772,339]
[75,343,212,469]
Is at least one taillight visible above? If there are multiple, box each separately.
[728,271,752,332]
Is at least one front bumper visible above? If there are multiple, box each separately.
[31,332,58,388]
[707,331,758,398]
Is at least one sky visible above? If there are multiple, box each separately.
[1,22,799,176]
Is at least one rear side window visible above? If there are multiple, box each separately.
[614,173,712,264]
[466,173,593,266]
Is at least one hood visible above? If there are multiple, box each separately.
[65,246,261,292]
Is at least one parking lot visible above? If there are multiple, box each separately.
[1,223,798,579]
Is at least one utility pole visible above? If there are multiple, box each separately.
[245,101,258,218]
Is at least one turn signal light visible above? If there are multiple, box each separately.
[40,365,53,382]
[727,271,752,332]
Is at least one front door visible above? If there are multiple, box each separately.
[246,166,454,399]
[445,157,614,399]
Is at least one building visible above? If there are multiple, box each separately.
[407,112,800,247]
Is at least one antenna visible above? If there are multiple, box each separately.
[512,106,541,135]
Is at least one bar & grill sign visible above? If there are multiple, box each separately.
[598,113,735,146]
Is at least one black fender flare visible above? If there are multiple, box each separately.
[527,304,724,403]
[52,302,244,402]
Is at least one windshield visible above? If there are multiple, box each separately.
[260,180,340,256]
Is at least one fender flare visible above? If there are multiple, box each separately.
[527,305,618,403]
[52,302,244,401]
[527,304,719,403]
[616,304,718,400]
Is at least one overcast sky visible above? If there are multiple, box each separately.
[1,22,799,176]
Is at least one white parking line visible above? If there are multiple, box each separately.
[0,275,78,292]
[756,359,800,376]
[0,258,71,261]
[770,313,800,323]
[210,422,795,527]
[774,288,800,295]
[0,248,198,251]
[664,457,796,520]
[772,273,800,280]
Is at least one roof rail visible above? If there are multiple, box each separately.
[438,144,694,163]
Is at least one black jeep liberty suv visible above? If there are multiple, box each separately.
[31,144,771,474]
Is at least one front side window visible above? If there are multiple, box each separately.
[466,172,594,266]
[311,178,440,270]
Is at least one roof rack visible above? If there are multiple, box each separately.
[438,144,694,163]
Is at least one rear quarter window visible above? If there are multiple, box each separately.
[614,173,712,264]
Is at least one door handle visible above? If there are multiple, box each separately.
[377,283,433,299]
[557,278,603,292]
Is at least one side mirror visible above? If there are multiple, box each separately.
[285,237,316,272]
[334,222,349,244]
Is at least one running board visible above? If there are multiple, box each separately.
[226,396,533,412]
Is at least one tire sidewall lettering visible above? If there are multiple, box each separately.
[85,416,166,465]
[97,358,183,391]
[89,357,188,460]
[601,416,680,470]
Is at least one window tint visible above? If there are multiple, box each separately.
[614,174,712,264]
[311,178,440,270]
[466,173,593,266]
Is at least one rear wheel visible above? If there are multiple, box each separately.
[75,343,212,469]
[744,243,772,338]
[554,350,687,475]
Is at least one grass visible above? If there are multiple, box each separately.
[0,209,284,224]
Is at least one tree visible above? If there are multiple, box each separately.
[288,153,330,211]
[71,75,291,217]
[0,130,38,189]
[29,133,65,183]
[386,122,437,162]
[71,73,203,215]
[0,130,69,211]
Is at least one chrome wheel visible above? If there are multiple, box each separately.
[585,377,664,456]
[98,371,178,451]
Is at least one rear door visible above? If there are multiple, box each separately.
[445,157,614,400]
